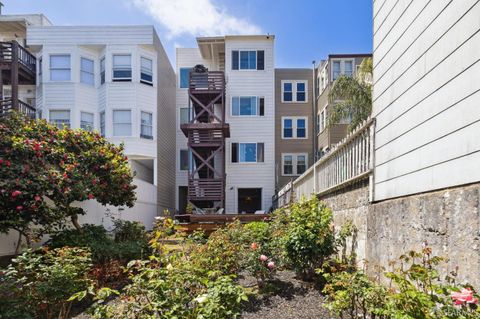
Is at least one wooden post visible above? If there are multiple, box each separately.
[11,41,19,111]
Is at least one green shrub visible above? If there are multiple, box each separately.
[0,247,93,319]
[280,197,335,278]
[113,219,146,242]
[47,224,148,263]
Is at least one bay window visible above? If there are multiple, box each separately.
[113,110,132,136]
[112,54,132,81]
[50,55,70,81]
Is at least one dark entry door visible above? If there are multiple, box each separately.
[178,186,188,214]
[238,188,262,213]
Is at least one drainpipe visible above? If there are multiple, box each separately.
[312,60,317,195]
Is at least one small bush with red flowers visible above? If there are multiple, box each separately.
[0,113,136,247]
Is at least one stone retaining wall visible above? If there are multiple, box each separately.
[319,181,480,287]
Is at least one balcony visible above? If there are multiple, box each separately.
[0,98,36,119]
[0,41,36,84]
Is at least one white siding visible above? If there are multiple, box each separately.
[225,37,275,213]
[373,0,480,200]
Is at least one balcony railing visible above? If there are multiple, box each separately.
[0,41,36,74]
[0,98,36,119]
[188,178,224,201]
[189,71,225,92]
[286,117,375,203]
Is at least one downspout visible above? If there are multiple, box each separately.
[312,60,317,195]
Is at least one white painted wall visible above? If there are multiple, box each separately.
[372,0,480,200]
[224,37,276,213]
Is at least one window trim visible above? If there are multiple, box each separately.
[179,107,190,126]
[179,67,191,89]
[179,149,192,171]
[80,111,94,131]
[231,50,265,71]
[140,110,153,139]
[231,142,265,164]
[99,111,106,137]
[140,56,154,86]
[112,54,132,82]
[112,109,132,137]
[282,153,308,176]
[100,56,105,85]
[331,59,355,81]
[49,109,71,129]
[281,116,308,139]
[281,80,308,103]
[80,57,95,86]
[230,96,265,117]
[49,54,71,82]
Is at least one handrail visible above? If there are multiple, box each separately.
[285,117,375,202]
[0,98,36,119]
[0,41,36,74]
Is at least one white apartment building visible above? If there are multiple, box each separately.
[0,15,175,256]
[176,35,275,214]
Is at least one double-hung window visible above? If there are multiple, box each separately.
[38,57,43,83]
[281,80,307,102]
[49,110,70,129]
[282,153,308,176]
[140,57,153,85]
[112,54,132,82]
[100,57,105,84]
[231,143,264,163]
[232,96,265,116]
[180,107,190,124]
[140,111,153,139]
[332,60,341,81]
[80,112,94,131]
[113,110,132,136]
[282,117,307,139]
[179,68,191,88]
[50,55,71,81]
[80,57,94,85]
[100,111,105,137]
[344,60,353,77]
[180,149,192,171]
[231,50,265,70]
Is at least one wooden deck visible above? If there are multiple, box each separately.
[175,214,270,234]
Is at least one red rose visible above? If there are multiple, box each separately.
[0,159,3,165]
[5,160,11,167]
[88,194,95,199]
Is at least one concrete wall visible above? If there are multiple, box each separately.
[321,181,480,287]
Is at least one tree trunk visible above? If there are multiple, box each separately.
[71,214,83,232]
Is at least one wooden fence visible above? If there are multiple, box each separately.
[279,118,375,205]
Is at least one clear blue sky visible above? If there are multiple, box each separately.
[3,0,373,68]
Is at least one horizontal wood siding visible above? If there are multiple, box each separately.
[373,0,480,200]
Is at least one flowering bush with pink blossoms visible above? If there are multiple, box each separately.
[243,243,277,287]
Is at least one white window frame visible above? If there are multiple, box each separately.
[100,111,105,137]
[100,57,105,85]
[140,56,153,85]
[49,109,71,129]
[80,111,94,131]
[112,54,132,82]
[282,153,308,176]
[281,80,308,103]
[331,59,355,81]
[80,57,95,86]
[233,50,259,71]
[281,116,308,139]
[140,111,153,139]
[112,109,132,137]
[50,54,71,82]
[231,142,265,164]
[38,56,43,85]
[231,96,264,117]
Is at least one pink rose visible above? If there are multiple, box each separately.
[267,261,275,269]
[11,190,21,198]
[16,205,23,211]
[259,255,268,262]
[451,288,478,305]
[34,195,41,201]
[251,243,258,250]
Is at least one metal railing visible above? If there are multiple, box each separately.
[276,117,375,206]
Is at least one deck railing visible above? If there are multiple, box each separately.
[0,41,36,74]
[189,71,225,91]
[286,117,375,203]
[0,98,36,119]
